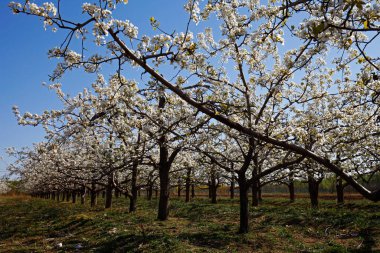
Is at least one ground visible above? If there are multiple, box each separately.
[0,195,379,252]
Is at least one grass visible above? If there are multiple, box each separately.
[0,195,379,252]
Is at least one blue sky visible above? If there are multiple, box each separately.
[0,1,190,176]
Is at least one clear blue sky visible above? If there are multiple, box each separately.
[0,1,190,176]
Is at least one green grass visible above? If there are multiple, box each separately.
[0,195,379,252]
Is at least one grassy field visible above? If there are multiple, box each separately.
[0,195,379,253]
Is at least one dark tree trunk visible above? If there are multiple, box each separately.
[157,92,178,221]
[147,183,153,201]
[155,189,158,198]
[258,187,262,202]
[90,190,97,207]
[185,168,191,202]
[115,189,120,198]
[129,161,138,212]
[177,178,181,197]
[308,177,320,208]
[230,178,235,199]
[208,180,212,198]
[102,191,106,199]
[52,192,56,201]
[80,186,86,205]
[57,191,60,202]
[90,181,97,207]
[72,191,76,203]
[288,181,295,203]
[210,168,217,204]
[336,176,344,204]
[238,173,249,233]
[191,184,195,198]
[251,179,259,207]
[65,191,71,202]
[129,195,137,213]
[158,161,170,220]
[157,115,171,220]
[105,173,113,209]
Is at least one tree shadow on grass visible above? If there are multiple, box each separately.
[93,234,177,253]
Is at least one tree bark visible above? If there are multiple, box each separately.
[308,176,320,208]
[80,186,86,205]
[90,181,97,207]
[258,186,262,202]
[210,167,217,204]
[65,191,71,202]
[177,178,181,197]
[90,190,97,207]
[288,181,295,203]
[72,191,76,203]
[230,178,235,199]
[251,179,259,207]
[185,167,191,202]
[105,173,113,209]
[129,161,138,212]
[208,180,212,199]
[191,184,195,198]
[158,161,170,220]
[115,188,120,198]
[238,173,249,233]
[147,183,153,201]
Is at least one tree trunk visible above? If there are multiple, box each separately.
[105,173,113,209]
[308,177,319,208]
[147,183,153,201]
[230,178,235,199]
[80,186,86,205]
[90,190,97,207]
[177,178,181,197]
[158,162,170,220]
[65,191,71,202]
[208,180,212,198]
[191,184,195,198]
[185,168,191,202]
[238,173,249,233]
[210,168,217,204]
[57,191,60,202]
[288,181,295,203]
[258,187,262,202]
[251,179,259,207]
[90,181,97,207]
[129,161,138,212]
[72,191,76,203]
[336,176,344,204]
